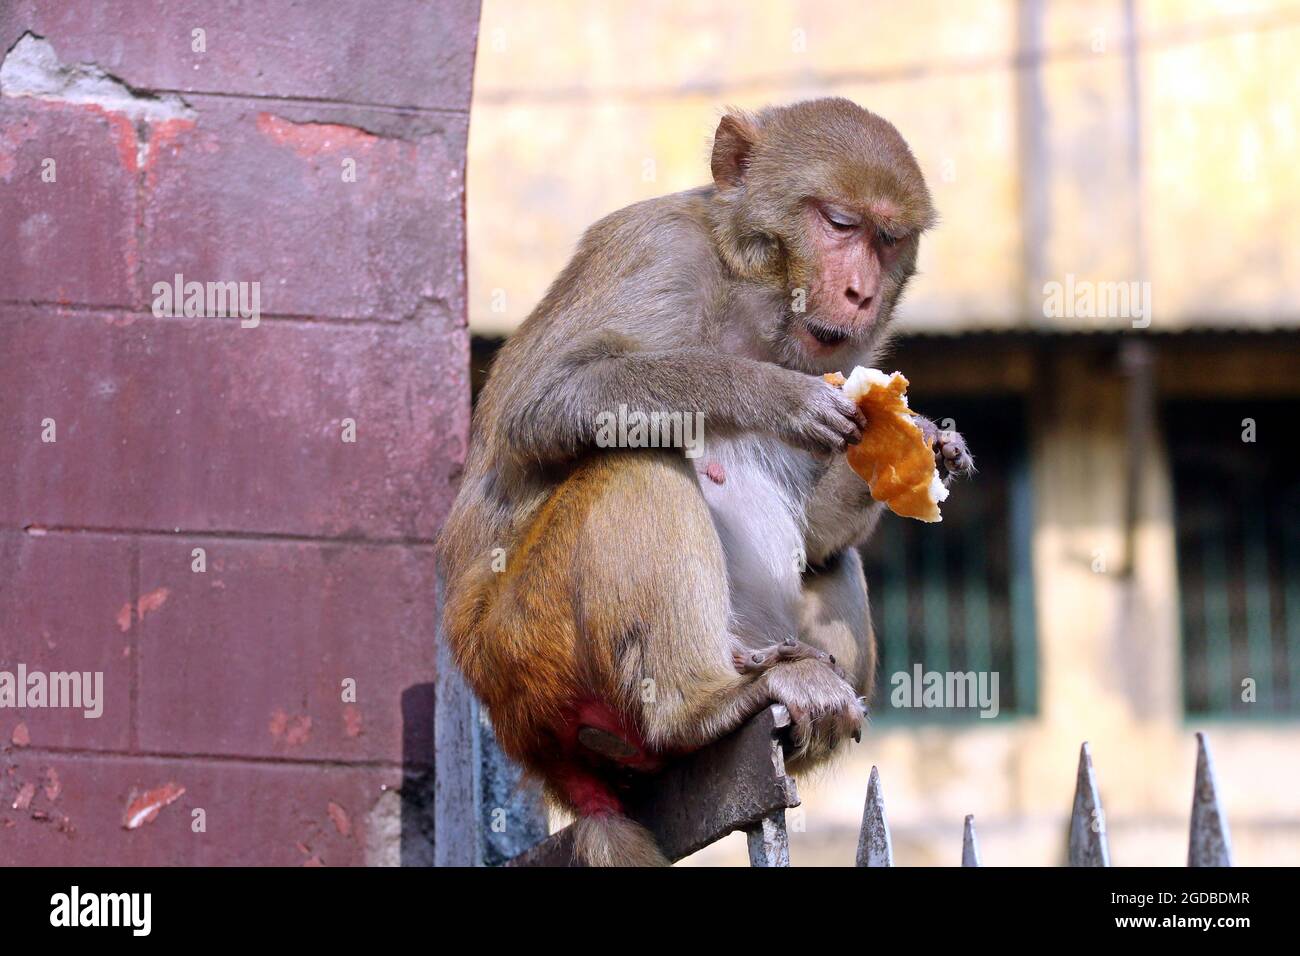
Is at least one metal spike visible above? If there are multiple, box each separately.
[855,765,894,866]
[962,814,981,866]
[1068,742,1111,866]
[747,811,791,867]
[1188,732,1232,867]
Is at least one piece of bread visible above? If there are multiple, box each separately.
[825,367,948,522]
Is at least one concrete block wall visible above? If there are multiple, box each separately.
[0,1,480,864]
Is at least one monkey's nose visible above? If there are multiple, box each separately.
[844,287,873,311]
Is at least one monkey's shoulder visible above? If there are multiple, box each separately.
[577,188,721,269]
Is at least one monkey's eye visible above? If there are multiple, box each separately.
[821,208,859,233]
[878,230,898,247]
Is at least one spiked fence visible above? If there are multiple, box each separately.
[511,706,1233,866]
[858,733,1232,867]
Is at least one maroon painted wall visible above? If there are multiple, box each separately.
[0,1,480,864]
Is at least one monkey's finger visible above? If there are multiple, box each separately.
[837,705,864,744]
[802,423,849,455]
[826,407,859,438]
[834,392,868,431]
[829,392,865,433]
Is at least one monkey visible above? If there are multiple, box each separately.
[436,97,973,866]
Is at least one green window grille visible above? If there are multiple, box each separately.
[860,395,1037,722]
[1166,399,1300,718]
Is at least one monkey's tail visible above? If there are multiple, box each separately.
[556,766,668,867]
[573,813,668,867]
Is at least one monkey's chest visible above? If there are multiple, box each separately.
[693,437,821,520]
[691,440,824,645]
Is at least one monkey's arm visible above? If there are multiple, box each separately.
[499,333,863,468]
[804,458,887,564]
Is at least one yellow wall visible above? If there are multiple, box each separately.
[469,0,1300,336]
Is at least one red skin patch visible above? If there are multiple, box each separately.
[546,697,690,817]
[705,461,726,485]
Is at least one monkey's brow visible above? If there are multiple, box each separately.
[864,199,909,228]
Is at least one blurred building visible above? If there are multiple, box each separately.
[468,0,1300,865]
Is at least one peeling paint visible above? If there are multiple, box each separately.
[1,34,199,178]
[12,782,36,811]
[342,705,363,738]
[138,587,169,618]
[268,709,312,746]
[327,801,351,837]
[116,587,170,633]
[122,782,185,829]
[256,111,378,160]
[1,33,196,124]
[42,767,60,802]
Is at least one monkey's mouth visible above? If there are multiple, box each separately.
[802,319,852,348]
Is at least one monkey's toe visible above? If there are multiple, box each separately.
[734,647,780,675]
[739,639,845,678]
[936,431,975,479]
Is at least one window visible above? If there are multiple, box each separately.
[1167,399,1300,718]
[860,395,1037,721]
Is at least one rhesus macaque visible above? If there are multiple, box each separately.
[437,98,972,866]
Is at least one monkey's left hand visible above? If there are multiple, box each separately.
[914,416,975,482]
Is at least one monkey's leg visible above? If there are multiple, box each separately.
[567,452,778,753]
[797,547,877,701]
[773,547,877,769]
[568,451,859,758]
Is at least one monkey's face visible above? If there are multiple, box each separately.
[788,198,921,358]
[709,98,936,364]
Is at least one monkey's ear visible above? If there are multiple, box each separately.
[711,113,759,188]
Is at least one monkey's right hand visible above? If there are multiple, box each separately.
[763,658,864,766]
[780,375,866,455]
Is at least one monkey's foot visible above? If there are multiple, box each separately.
[915,416,975,481]
[935,428,974,479]
[733,638,846,680]
[763,659,865,765]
